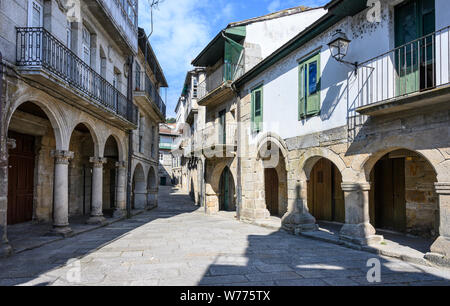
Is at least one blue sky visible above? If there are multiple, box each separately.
[138,0,329,118]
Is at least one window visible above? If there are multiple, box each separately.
[192,77,198,98]
[66,21,72,49]
[159,154,164,162]
[251,86,263,133]
[82,27,91,66]
[135,63,141,90]
[299,53,321,119]
[28,0,43,27]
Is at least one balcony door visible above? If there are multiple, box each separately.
[27,0,43,62]
[395,0,435,96]
[218,110,226,145]
[27,0,43,27]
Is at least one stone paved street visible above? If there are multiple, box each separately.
[0,186,450,286]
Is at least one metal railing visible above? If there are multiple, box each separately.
[198,59,245,101]
[134,71,166,117]
[354,26,450,110]
[193,122,237,151]
[16,27,138,125]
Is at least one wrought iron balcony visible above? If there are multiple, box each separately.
[354,26,450,116]
[134,71,166,118]
[16,27,138,126]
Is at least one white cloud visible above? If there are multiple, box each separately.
[139,0,219,116]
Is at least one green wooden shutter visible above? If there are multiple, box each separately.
[224,39,244,81]
[299,53,321,119]
[251,86,263,133]
[298,64,306,119]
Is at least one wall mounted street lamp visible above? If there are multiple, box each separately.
[328,29,359,73]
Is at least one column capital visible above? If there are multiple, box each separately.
[90,157,107,167]
[115,161,127,169]
[51,150,74,164]
[341,182,371,192]
[435,183,450,195]
[7,138,16,150]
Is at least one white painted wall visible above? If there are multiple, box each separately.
[243,0,449,142]
[245,8,327,60]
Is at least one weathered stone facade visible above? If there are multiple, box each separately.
[0,0,165,257]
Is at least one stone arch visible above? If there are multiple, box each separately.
[358,147,440,238]
[299,147,347,181]
[256,132,289,161]
[132,163,147,209]
[6,98,66,150]
[209,160,236,194]
[147,166,158,190]
[102,133,125,162]
[68,120,101,157]
[358,147,443,183]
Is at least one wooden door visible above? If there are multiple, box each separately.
[395,0,436,95]
[7,131,36,225]
[309,159,332,221]
[374,158,406,232]
[264,168,279,216]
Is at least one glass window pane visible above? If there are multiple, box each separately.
[254,90,261,117]
[309,61,317,95]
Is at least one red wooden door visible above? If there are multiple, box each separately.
[8,131,35,225]
[264,168,279,216]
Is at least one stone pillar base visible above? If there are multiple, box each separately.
[86,216,106,225]
[240,208,270,221]
[282,211,318,234]
[339,223,383,246]
[0,244,13,258]
[48,226,73,238]
[424,236,450,267]
[113,209,126,219]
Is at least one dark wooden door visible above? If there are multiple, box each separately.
[7,131,35,225]
[308,159,344,223]
[264,168,279,216]
[374,158,406,232]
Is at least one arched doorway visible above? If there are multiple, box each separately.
[307,158,345,223]
[7,102,57,224]
[260,142,288,218]
[219,167,235,212]
[265,168,279,216]
[132,164,146,209]
[68,123,96,217]
[103,136,119,216]
[368,149,438,239]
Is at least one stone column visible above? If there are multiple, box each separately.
[0,139,16,257]
[339,182,383,246]
[113,161,127,218]
[147,188,158,210]
[282,180,317,234]
[50,150,74,237]
[426,183,450,265]
[87,157,107,225]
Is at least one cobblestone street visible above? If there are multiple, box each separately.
[0,186,449,286]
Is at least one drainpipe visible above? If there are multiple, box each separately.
[126,55,134,219]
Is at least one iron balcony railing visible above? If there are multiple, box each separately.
[198,58,245,101]
[134,71,166,117]
[355,26,450,110]
[16,27,138,125]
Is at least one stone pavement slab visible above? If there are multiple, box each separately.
[0,186,449,286]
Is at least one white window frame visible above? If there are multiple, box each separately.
[28,0,43,27]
